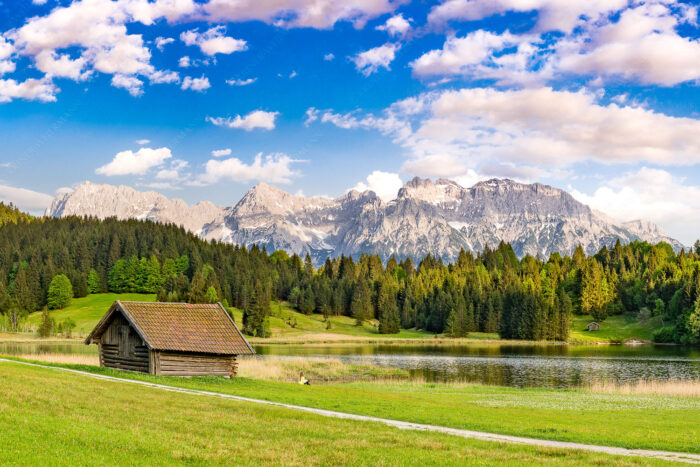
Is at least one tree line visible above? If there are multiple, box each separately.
[1,209,699,343]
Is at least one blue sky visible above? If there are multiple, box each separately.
[1,0,700,244]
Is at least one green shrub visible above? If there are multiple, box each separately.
[653,326,676,343]
[47,274,73,310]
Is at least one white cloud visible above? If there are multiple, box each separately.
[96,147,172,176]
[203,0,399,29]
[211,148,231,157]
[555,3,700,86]
[34,50,90,80]
[304,107,319,126]
[180,26,247,56]
[111,74,144,96]
[376,14,411,37]
[410,30,546,85]
[155,36,174,51]
[352,171,403,201]
[324,53,335,61]
[427,0,628,33]
[181,75,210,91]
[198,153,300,184]
[226,77,256,86]
[135,139,151,145]
[351,43,400,76]
[206,110,279,131]
[571,167,700,245]
[148,69,179,84]
[0,184,53,213]
[178,56,191,67]
[0,78,58,103]
[289,70,297,78]
[5,0,196,99]
[313,86,700,180]
[155,160,188,181]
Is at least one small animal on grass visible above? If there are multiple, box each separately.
[299,371,310,385]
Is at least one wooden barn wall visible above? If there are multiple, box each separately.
[153,351,236,377]
[99,313,149,373]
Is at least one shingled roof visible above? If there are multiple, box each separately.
[85,301,254,355]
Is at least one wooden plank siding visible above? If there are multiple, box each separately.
[98,314,149,373]
[153,351,236,377]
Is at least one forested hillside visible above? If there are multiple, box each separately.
[0,202,34,226]
[1,215,699,343]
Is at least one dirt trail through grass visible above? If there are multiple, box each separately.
[3,358,699,465]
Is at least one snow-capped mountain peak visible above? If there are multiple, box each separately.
[46,178,684,263]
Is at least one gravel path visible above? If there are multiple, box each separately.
[3,358,699,464]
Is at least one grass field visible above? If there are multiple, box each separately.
[19,294,661,344]
[0,360,673,466]
[569,314,662,343]
[25,293,157,337]
[8,356,699,454]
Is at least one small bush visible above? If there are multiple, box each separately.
[653,326,675,343]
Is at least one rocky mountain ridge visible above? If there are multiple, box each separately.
[46,178,684,262]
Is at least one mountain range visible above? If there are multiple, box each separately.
[46,178,683,263]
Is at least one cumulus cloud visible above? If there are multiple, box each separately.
[206,110,279,131]
[180,26,247,56]
[376,14,411,37]
[202,0,399,29]
[3,0,197,100]
[211,148,231,157]
[112,74,144,96]
[96,147,172,176]
[427,0,627,33]
[571,167,700,245]
[136,139,151,145]
[226,77,256,86]
[0,78,58,103]
[155,159,189,181]
[351,43,400,76]
[0,184,54,213]
[181,75,210,91]
[155,36,174,51]
[324,53,335,61]
[419,1,700,87]
[34,50,90,80]
[198,153,300,184]
[312,86,700,182]
[352,171,403,201]
[555,3,700,86]
[410,30,547,85]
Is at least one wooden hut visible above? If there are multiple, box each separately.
[587,322,600,331]
[85,301,254,376]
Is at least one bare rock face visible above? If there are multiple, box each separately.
[46,181,223,234]
[46,178,684,262]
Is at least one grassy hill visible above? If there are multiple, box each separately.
[569,314,663,344]
[22,293,663,344]
[26,293,157,336]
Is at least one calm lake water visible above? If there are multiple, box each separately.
[255,343,700,388]
[4,341,700,388]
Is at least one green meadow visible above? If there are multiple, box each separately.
[21,293,661,344]
[5,356,700,455]
[0,360,677,466]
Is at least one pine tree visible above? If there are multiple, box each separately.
[351,279,372,325]
[38,309,53,337]
[87,269,101,294]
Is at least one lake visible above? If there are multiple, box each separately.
[254,343,700,388]
[4,341,700,388]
